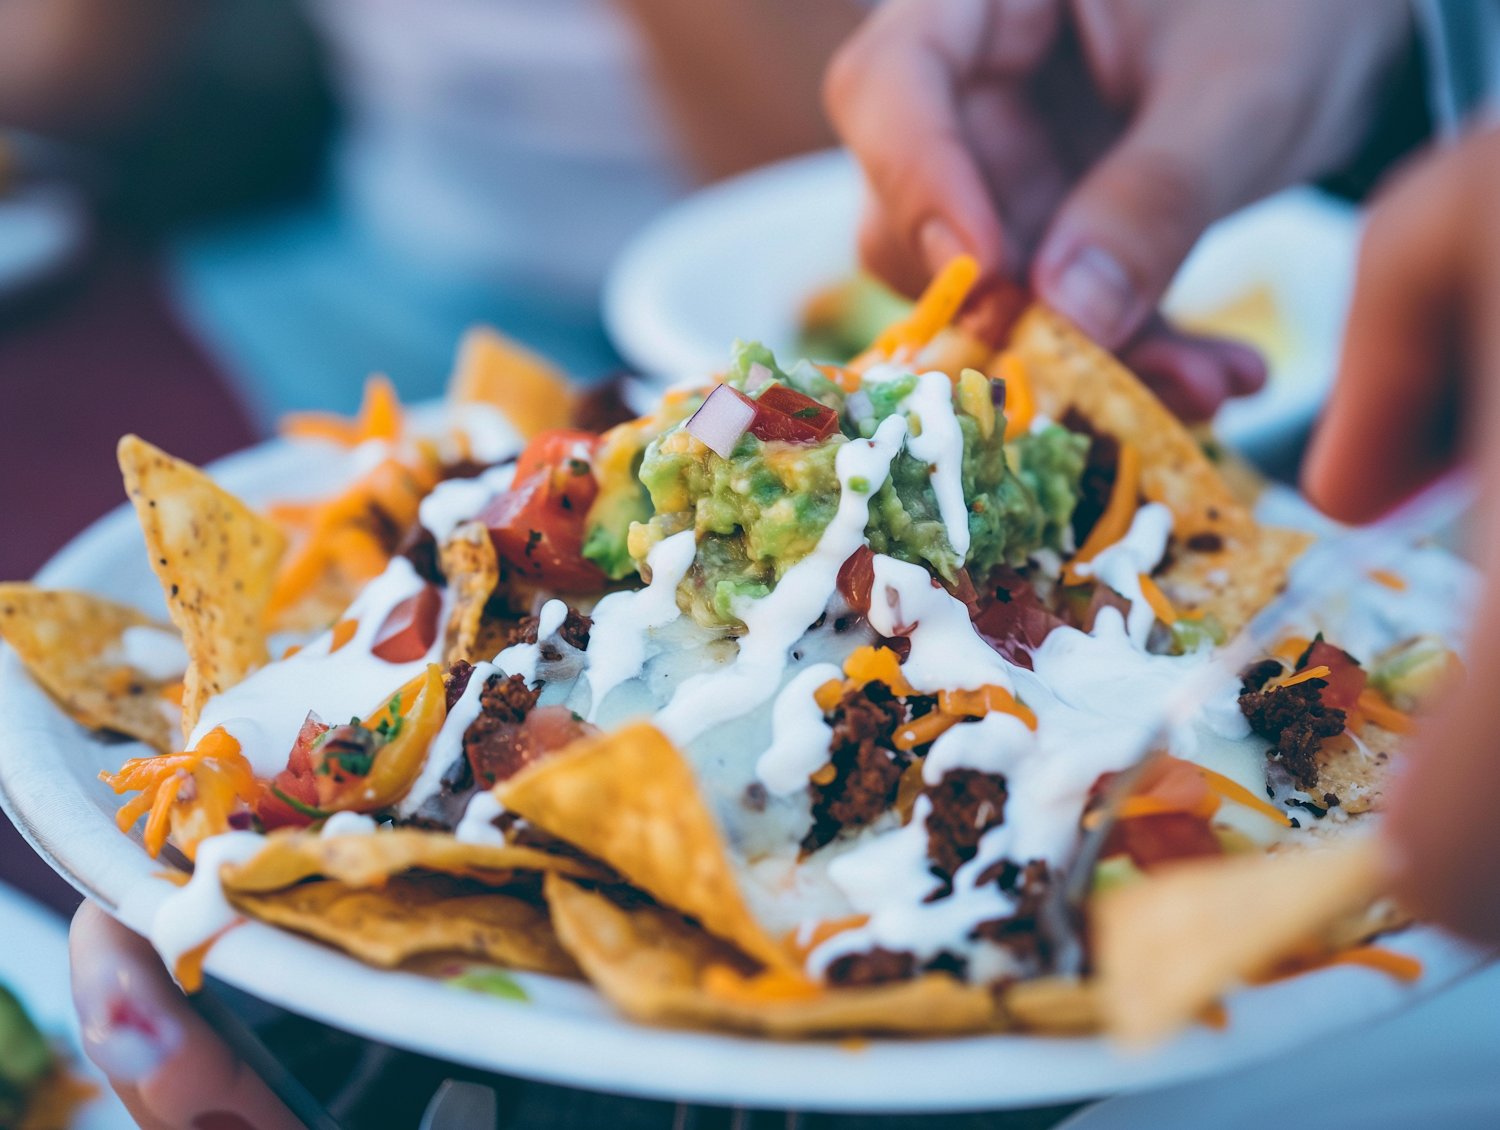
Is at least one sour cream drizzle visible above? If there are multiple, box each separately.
[397,660,497,817]
[496,599,569,684]
[654,414,908,746]
[321,811,376,837]
[189,558,439,777]
[754,662,843,795]
[120,626,189,680]
[902,371,970,558]
[1072,501,1173,647]
[455,790,507,846]
[417,463,516,541]
[867,554,1014,693]
[583,529,696,720]
[150,830,266,975]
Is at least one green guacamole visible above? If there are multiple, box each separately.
[626,342,1088,629]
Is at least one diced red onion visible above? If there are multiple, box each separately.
[745,362,775,395]
[686,383,757,458]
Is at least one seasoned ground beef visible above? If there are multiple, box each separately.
[1240,659,1285,694]
[463,673,542,787]
[971,859,1052,967]
[1062,407,1120,549]
[507,607,593,652]
[399,524,443,585]
[925,769,1008,881]
[1239,677,1346,790]
[825,947,914,986]
[802,682,907,852]
[1186,532,1224,553]
[444,660,475,710]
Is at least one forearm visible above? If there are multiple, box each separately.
[612,0,867,181]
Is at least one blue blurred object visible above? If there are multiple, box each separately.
[166,198,623,429]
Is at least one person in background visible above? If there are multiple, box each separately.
[826,0,1500,939]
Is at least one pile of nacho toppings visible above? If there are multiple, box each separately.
[1,270,1464,1037]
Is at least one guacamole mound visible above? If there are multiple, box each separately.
[625,342,1089,629]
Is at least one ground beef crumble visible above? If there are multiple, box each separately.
[1238,662,1346,790]
[1062,407,1120,549]
[506,607,592,652]
[443,660,475,710]
[801,681,907,852]
[924,769,1008,883]
[971,859,1052,968]
[825,947,914,986]
[463,673,542,787]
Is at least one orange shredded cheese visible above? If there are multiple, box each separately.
[1116,792,1221,821]
[1356,687,1415,733]
[1278,665,1331,689]
[701,964,823,1005]
[1064,444,1140,584]
[329,619,359,653]
[813,678,845,713]
[894,711,961,752]
[174,921,243,993]
[1330,945,1423,982]
[1137,574,1178,626]
[1368,569,1407,592]
[159,680,185,706]
[1273,636,1312,662]
[785,915,870,960]
[937,684,1037,730]
[810,762,837,786]
[842,645,916,696]
[871,255,981,359]
[1194,764,1291,826]
[280,373,403,446]
[991,351,1036,440]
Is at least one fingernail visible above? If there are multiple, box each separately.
[1047,245,1137,346]
[76,959,184,1082]
[919,217,965,272]
[193,1113,258,1130]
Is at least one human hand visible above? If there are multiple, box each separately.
[1302,127,1500,943]
[69,900,304,1130]
[825,0,1411,417]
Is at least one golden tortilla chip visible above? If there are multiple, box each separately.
[1005,305,1311,635]
[218,828,609,893]
[0,584,176,753]
[545,876,1000,1036]
[118,436,286,738]
[440,521,499,665]
[498,724,792,971]
[999,976,1101,1036]
[229,874,579,976]
[448,325,575,439]
[1094,837,1385,1045]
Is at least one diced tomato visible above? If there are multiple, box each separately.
[744,384,840,444]
[837,545,874,615]
[480,430,608,592]
[467,704,600,788]
[1101,812,1222,869]
[1298,639,1367,713]
[972,568,1065,669]
[255,713,328,829]
[371,584,442,662]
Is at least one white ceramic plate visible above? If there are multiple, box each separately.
[603,150,1360,464]
[0,440,1489,1113]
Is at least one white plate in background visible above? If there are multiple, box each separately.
[603,149,1361,462]
[0,439,1489,1113]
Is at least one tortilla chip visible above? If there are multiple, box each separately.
[440,521,499,665]
[498,723,792,970]
[1094,838,1385,1045]
[1307,729,1401,816]
[218,828,608,893]
[0,584,176,752]
[229,874,580,976]
[448,325,575,439]
[1005,305,1311,635]
[545,876,1000,1036]
[999,976,1101,1035]
[118,436,286,738]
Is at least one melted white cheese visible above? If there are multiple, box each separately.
[653,414,908,746]
[867,554,1014,693]
[417,463,516,541]
[150,831,266,975]
[1072,502,1173,647]
[902,371,970,558]
[583,529,696,720]
[190,558,438,777]
[754,662,843,795]
[495,599,569,682]
[320,811,377,837]
[396,660,496,817]
[120,626,188,680]
[454,790,507,846]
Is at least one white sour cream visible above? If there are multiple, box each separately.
[321,811,377,837]
[150,831,266,977]
[417,463,517,541]
[1072,502,1173,647]
[451,402,525,465]
[583,529,696,720]
[495,599,569,683]
[120,626,189,680]
[454,790,507,847]
[654,414,909,746]
[867,554,1014,693]
[190,558,440,777]
[397,661,497,817]
[921,711,1036,785]
[902,371,970,558]
[754,662,843,795]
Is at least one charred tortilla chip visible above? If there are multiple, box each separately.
[218,828,608,893]
[1005,305,1311,634]
[118,436,286,738]
[440,521,499,665]
[499,723,791,970]
[229,874,580,976]
[0,584,176,752]
[545,876,1000,1036]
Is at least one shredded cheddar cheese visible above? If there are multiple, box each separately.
[1137,574,1178,626]
[1064,443,1140,585]
[1278,665,1331,689]
[990,351,1035,440]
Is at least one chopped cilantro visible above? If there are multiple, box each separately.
[447,968,528,1001]
[568,458,590,476]
[792,406,821,419]
[271,786,328,820]
[847,475,870,494]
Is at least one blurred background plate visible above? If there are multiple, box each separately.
[0,182,89,304]
[603,149,1360,468]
